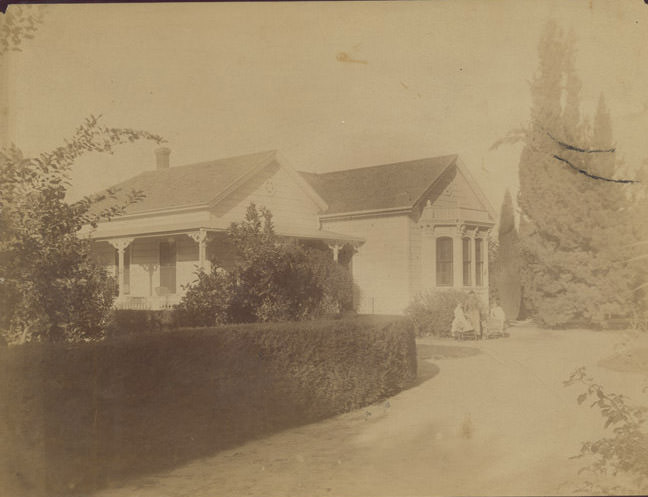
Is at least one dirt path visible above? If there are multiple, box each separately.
[93,326,647,497]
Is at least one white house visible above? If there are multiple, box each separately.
[86,148,496,314]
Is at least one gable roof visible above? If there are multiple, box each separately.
[91,150,278,216]
[299,154,458,215]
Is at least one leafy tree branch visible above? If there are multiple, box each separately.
[0,116,164,343]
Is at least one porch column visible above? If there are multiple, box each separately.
[471,227,478,287]
[328,243,342,263]
[453,224,464,288]
[108,237,134,299]
[484,229,491,290]
[189,229,210,272]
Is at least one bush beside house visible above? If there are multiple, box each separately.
[405,289,486,337]
[0,316,416,497]
[175,203,353,326]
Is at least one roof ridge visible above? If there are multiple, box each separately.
[299,154,458,177]
[154,149,278,172]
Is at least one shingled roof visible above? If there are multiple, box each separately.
[300,154,457,215]
[92,151,459,218]
[91,150,277,215]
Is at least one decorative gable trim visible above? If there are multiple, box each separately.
[410,160,458,221]
[455,156,497,222]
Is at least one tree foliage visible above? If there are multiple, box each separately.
[492,188,521,320]
[0,5,44,55]
[510,21,638,327]
[0,116,164,343]
[175,203,353,326]
[565,367,648,494]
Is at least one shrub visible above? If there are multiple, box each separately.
[174,269,232,327]
[176,203,354,325]
[0,316,416,497]
[0,117,163,344]
[303,246,354,314]
[405,289,479,337]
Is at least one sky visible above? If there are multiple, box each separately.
[4,0,648,214]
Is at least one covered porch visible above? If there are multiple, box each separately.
[91,227,363,310]
[93,228,221,310]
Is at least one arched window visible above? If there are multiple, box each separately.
[475,238,484,287]
[436,237,453,286]
[462,237,472,286]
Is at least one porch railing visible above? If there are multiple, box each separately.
[114,295,180,311]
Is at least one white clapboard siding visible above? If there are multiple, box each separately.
[455,169,486,211]
[211,162,321,234]
[176,235,200,294]
[323,215,411,315]
[408,217,422,298]
[129,238,159,297]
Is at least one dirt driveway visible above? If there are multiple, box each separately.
[93,326,648,497]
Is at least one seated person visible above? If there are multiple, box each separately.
[490,302,506,321]
[451,303,471,338]
[488,301,506,335]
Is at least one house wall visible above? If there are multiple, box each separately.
[322,214,411,315]
[211,162,321,234]
[414,170,492,308]
[129,238,158,297]
[92,235,204,299]
[408,217,422,298]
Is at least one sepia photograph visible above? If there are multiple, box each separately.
[1,1,648,495]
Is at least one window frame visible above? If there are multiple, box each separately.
[436,237,453,287]
[475,237,484,287]
[462,237,472,286]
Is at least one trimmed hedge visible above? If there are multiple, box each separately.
[104,309,176,337]
[0,316,416,497]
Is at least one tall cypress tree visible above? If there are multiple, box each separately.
[517,21,635,327]
[518,21,581,326]
[494,189,521,320]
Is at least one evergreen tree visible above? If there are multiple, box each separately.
[516,21,635,327]
[493,189,521,320]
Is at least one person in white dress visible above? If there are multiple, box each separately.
[451,303,470,339]
[489,301,506,336]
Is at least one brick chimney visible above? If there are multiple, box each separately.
[154,147,171,170]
